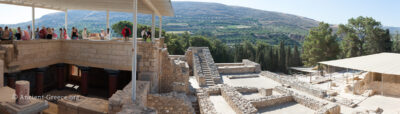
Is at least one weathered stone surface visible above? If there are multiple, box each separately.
[146,92,195,114]
[15,80,30,105]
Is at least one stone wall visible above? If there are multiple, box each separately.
[146,92,195,114]
[249,94,293,108]
[261,71,327,98]
[216,59,261,74]
[220,85,258,114]
[108,81,150,114]
[358,72,400,97]
[196,88,218,114]
[58,95,109,114]
[188,47,220,86]
[159,49,190,93]
[2,39,161,72]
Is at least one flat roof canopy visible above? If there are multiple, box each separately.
[319,53,400,75]
[0,0,174,16]
[290,67,318,73]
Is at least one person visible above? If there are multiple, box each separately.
[15,27,22,40]
[22,29,30,40]
[35,28,40,39]
[3,26,9,40]
[0,27,3,40]
[71,27,78,40]
[52,28,57,39]
[27,25,32,39]
[106,28,111,40]
[63,28,68,39]
[39,27,47,39]
[9,27,13,40]
[121,26,131,41]
[146,28,151,42]
[82,28,87,39]
[100,29,105,40]
[59,28,63,39]
[141,28,147,38]
[46,27,53,39]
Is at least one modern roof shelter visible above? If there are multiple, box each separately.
[0,0,174,102]
[319,53,400,76]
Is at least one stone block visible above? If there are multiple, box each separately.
[259,88,273,96]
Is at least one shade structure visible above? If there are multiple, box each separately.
[319,53,400,76]
[290,67,318,73]
[0,0,174,16]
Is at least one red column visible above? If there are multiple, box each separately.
[105,69,119,98]
[7,74,16,89]
[80,67,89,96]
[57,64,65,89]
[36,71,44,95]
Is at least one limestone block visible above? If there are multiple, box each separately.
[259,88,273,96]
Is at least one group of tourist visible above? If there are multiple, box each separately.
[0,25,115,41]
[140,28,152,41]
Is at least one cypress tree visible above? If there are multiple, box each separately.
[278,41,286,72]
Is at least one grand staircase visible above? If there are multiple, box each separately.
[199,53,215,86]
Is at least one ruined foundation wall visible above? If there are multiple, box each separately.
[146,92,195,114]
[220,85,258,114]
[159,49,189,93]
[217,59,261,74]
[249,95,293,108]
[261,71,327,98]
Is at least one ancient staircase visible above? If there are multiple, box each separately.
[199,53,215,86]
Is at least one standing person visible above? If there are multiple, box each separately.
[71,27,78,40]
[46,27,53,39]
[22,29,30,40]
[9,27,13,40]
[35,28,40,39]
[82,28,88,39]
[146,28,151,42]
[15,27,22,40]
[121,26,131,41]
[141,28,147,39]
[27,25,32,39]
[106,28,111,40]
[3,26,9,40]
[100,29,106,40]
[63,28,68,39]
[59,28,63,39]
[39,27,47,39]
[0,27,3,40]
[52,28,57,39]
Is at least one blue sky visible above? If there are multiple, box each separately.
[0,0,399,27]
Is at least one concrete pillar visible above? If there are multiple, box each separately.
[105,69,119,97]
[132,0,138,102]
[36,67,46,96]
[79,66,89,95]
[151,13,155,41]
[65,10,68,37]
[159,16,162,38]
[6,73,17,89]
[15,80,30,105]
[57,64,66,89]
[31,6,35,39]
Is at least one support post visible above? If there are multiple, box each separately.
[151,13,155,41]
[159,16,162,38]
[132,0,138,102]
[57,64,65,89]
[106,10,110,29]
[31,6,35,39]
[105,69,119,98]
[36,67,46,96]
[79,67,89,95]
[65,10,68,38]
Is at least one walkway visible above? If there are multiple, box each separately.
[209,95,236,114]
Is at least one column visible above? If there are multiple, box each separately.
[36,67,46,96]
[105,69,119,97]
[32,6,35,39]
[6,73,17,89]
[79,66,89,95]
[159,16,162,38]
[57,64,66,89]
[65,10,68,37]
[106,10,110,29]
[151,13,155,41]
[132,0,138,102]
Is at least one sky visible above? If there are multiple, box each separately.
[0,0,399,27]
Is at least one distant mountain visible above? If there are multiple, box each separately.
[2,2,322,45]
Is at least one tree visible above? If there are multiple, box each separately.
[278,41,286,72]
[302,22,340,66]
[393,31,400,53]
[338,16,388,57]
[255,42,268,70]
[285,46,291,73]
[183,32,191,49]
[190,36,212,48]
[292,45,302,67]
